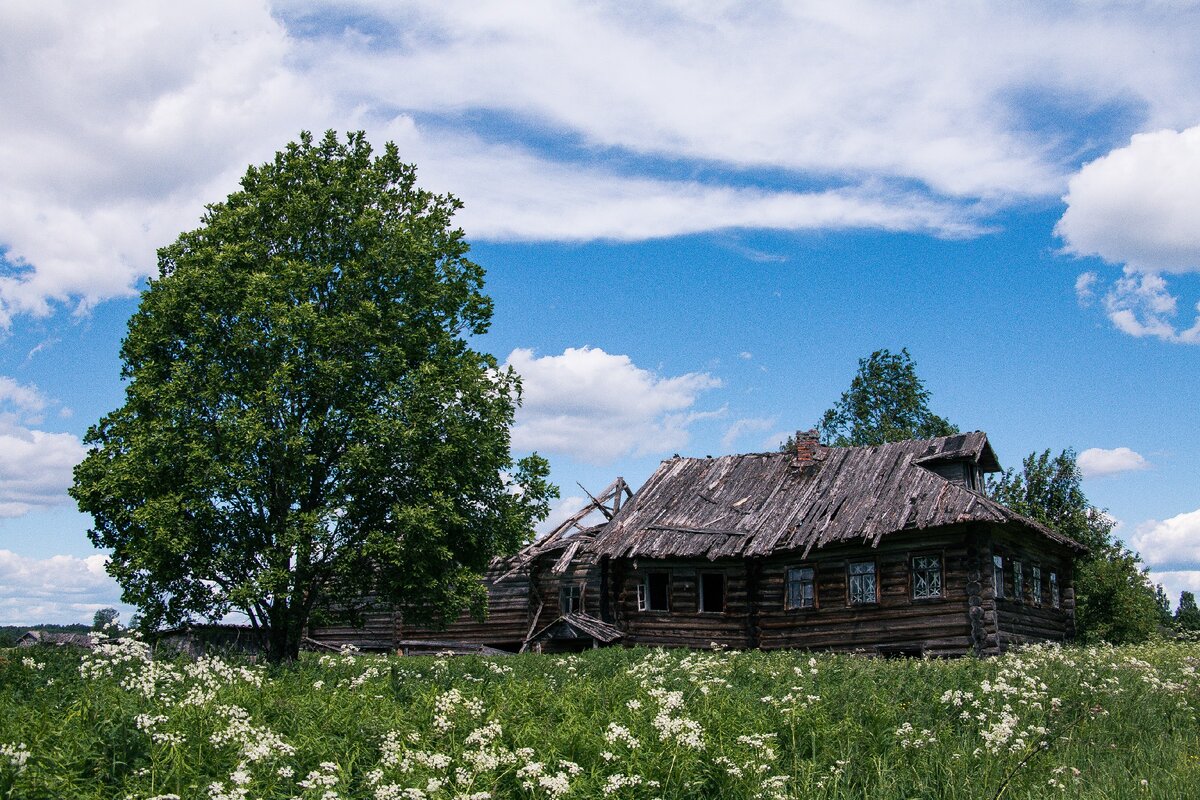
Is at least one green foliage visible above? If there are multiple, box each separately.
[989,449,1160,644]
[3,641,1200,799]
[1176,591,1200,632]
[812,348,958,448]
[70,131,556,662]
[91,609,119,631]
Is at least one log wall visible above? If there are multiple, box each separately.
[987,525,1076,650]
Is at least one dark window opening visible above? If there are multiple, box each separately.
[700,573,726,613]
[786,566,816,609]
[638,571,670,611]
[560,585,581,614]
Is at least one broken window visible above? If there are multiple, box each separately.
[785,566,816,610]
[699,573,726,613]
[637,571,670,611]
[848,561,877,605]
[911,555,942,599]
[560,584,581,614]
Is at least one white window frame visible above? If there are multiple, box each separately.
[993,554,1005,599]
[1013,561,1024,602]
[1031,565,1042,605]
[1050,571,1060,608]
[848,560,877,605]
[911,554,943,600]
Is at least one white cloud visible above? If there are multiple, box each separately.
[1059,126,1200,274]
[6,3,1200,324]
[1077,446,1149,478]
[0,549,125,625]
[506,346,721,464]
[1058,126,1200,342]
[1146,570,1200,612]
[0,376,87,517]
[720,417,775,452]
[0,1,328,325]
[1130,508,1200,568]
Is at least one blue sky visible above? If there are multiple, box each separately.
[2,1,1200,625]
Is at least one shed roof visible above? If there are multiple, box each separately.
[591,433,1083,560]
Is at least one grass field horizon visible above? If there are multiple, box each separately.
[3,636,1199,799]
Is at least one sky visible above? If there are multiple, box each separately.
[2,1,1199,626]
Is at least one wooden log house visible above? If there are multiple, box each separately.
[309,432,1083,657]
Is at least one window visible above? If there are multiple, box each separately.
[1013,561,1024,601]
[699,573,726,613]
[911,555,942,600]
[637,572,670,611]
[785,566,816,610]
[1050,572,1060,608]
[993,554,1005,599]
[560,585,581,614]
[848,561,877,605]
[1032,566,1042,605]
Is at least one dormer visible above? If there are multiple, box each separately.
[912,432,1001,493]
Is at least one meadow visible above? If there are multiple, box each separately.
[2,634,1198,800]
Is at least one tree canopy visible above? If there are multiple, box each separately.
[810,348,957,447]
[71,131,555,661]
[989,449,1160,644]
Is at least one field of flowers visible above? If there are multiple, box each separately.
[2,634,1199,800]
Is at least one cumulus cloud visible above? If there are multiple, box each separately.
[506,346,721,464]
[0,549,124,625]
[1059,126,1200,342]
[1148,570,1200,612]
[0,376,87,517]
[8,2,1200,324]
[1077,447,1149,478]
[1130,508,1200,569]
[1059,126,1200,274]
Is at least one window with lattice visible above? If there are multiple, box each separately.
[911,555,942,600]
[560,584,581,614]
[1032,565,1042,605]
[1013,561,1024,601]
[848,561,877,605]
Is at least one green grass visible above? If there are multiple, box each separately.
[2,637,1198,799]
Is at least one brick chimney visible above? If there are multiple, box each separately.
[794,429,821,469]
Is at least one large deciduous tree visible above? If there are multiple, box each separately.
[989,449,1160,644]
[811,348,958,447]
[71,131,555,662]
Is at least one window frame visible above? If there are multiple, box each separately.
[1031,565,1042,605]
[637,571,671,612]
[1049,571,1060,608]
[847,560,878,606]
[785,565,817,611]
[1013,560,1024,603]
[910,553,944,601]
[560,584,582,614]
[992,553,1005,599]
[698,572,727,614]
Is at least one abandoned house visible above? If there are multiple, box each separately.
[308,431,1084,657]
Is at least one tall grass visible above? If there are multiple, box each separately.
[1,636,1198,799]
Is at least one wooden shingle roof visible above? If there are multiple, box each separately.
[591,433,1083,560]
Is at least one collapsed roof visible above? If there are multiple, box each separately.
[591,433,1083,561]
